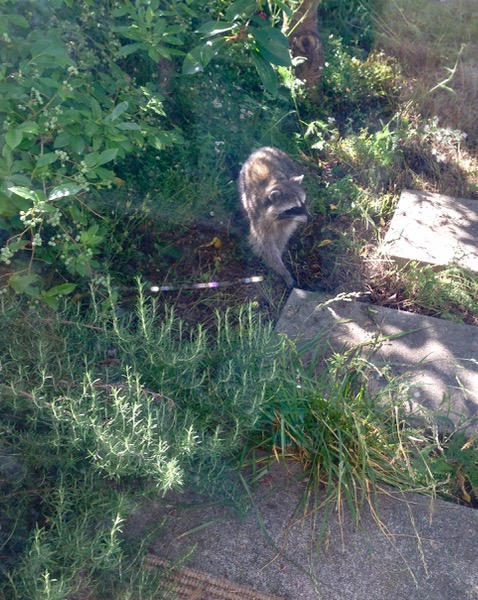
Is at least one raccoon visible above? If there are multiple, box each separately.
[238,146,312,287]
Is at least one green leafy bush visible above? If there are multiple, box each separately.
[0,0,294,301]
[184,0,292,95]
[0,1,185,301]
[321,37,401,122]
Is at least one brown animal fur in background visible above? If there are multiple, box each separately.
[285,0,324,98]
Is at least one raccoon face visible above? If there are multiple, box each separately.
[264,178,311,222]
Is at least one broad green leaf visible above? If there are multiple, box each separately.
[104,132,128,144]
[19,122,39,135]
[117,43,144,57]
[54,132,72,148]
[13,159,35,174]
[85,121,99,137]
[250,51,278,95]
[94,167,116,181]
[30,38,73,68]
[182,5,198,18]
[160,46,184,57]
[41,295,59,310]
[68,204,88,226]
[255,42,290,67]
[90,98,102,119]
[38,77,62,90]
[182,39,224,75]
[0,195,20,217]
[97,148,118,166]
[36,203,56,213]
[31,38,68,58]
[164,24,185,35]
[81,224,103,245]
[5,129,23,149]
[8,186,39,202]
[149,130,183,150]
[84,152,100,169]
[201,38,226,67]
[161,36,184,47]
[117,122,141,131]
[49,183,84,201]
[251,25,291,45]
[197,21,235,37]
[147,46,161,62]
[6,174,31,187]
[32,54,73,68]
[182,45,205,74]
[70,136,85,155]
[2,144,13,167]
[7,14,29,27]
[226,0,256,21]
[110,101,129,121]
[36,153,58,168]
[9,273,41,297]
[111,6,128,17]
[251,27,291,67]
[43,283,77,297]
[2,238,26,254]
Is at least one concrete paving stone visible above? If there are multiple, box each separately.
[275,290,478,430]
[125,460,478,600]
[381,189,478,272]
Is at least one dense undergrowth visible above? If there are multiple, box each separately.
[0,291,278,597]
[1,0,478,597]
[2,286,468,598]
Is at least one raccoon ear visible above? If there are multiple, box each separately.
[290,174,304,185]
[268,189,282,202]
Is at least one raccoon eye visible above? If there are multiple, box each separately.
[268,189,282,202]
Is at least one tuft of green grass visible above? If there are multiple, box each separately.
[247,338,440,530]
[319,0,377,51]
[375,263,478,324]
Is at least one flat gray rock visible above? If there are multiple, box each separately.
[276,290,478,429]
[381,189,478,272]
[126,461,478,600]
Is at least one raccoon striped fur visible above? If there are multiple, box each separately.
[238,147,312,287]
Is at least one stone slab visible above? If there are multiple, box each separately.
[275,290,478,429]
[381,189,478,272]
[125,460,478,600]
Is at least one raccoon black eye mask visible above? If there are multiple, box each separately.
[278,205,311,219]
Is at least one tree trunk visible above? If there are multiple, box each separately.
[284,0,324,100]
